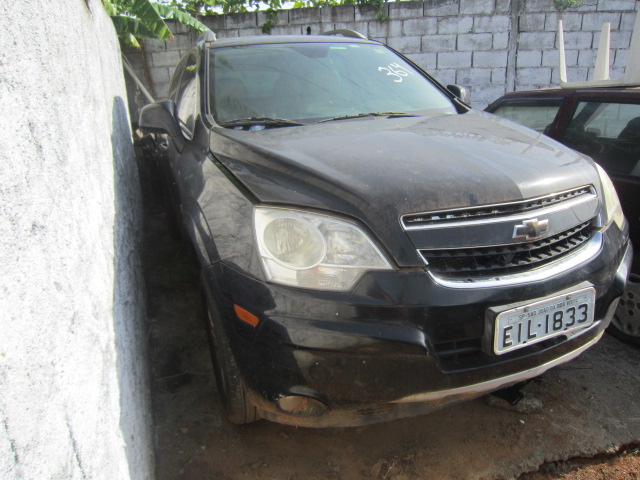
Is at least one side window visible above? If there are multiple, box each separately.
[168,54,190,100]
[176,52,199,139]
[490,100,563,134]
[177,78,198,137]
[559,101,640,177]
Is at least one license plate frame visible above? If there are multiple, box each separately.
[492,286,596,355]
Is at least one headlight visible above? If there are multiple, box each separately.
[254,208,392,291]
[596,164,624,229]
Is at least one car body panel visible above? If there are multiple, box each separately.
[201,236,630,426]
[211,111,602,266]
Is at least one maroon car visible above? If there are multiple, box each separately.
[487,87,639,345]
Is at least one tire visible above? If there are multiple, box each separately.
[202,291,258,424]
[608,273,640,347]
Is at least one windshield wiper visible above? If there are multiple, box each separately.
[319,112,419,123]
[219,117,304,128]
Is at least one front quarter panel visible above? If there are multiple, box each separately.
[160,116,264,279]
[196,152,264,277]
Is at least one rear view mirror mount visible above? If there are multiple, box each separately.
[446,84,471,106]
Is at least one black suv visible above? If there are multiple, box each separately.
[140,33,631,427]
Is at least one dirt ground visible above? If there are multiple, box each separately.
[520,447,640,480]
[142,199,640,480]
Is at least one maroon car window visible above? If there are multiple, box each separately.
[560,101,640,178]
[491,101,563,133]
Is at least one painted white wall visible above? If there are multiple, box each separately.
[0,1,153,479]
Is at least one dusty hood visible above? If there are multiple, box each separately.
[210,110,599,265]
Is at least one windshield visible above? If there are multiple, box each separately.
[208,42,456,125]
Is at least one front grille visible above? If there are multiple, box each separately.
[402,186,593,229]
[433,335,568,371]
[432,338,482,360]
[421,221,593,278]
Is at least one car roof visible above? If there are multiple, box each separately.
[207,35,378,49]
[496,86,640,99]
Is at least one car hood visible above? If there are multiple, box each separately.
[209,110,599,266]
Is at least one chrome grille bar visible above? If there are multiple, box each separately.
[420,221,592,278]
[401,186,594,230]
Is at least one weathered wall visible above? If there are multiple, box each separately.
[125,0,638,110]
[0,1,153,479]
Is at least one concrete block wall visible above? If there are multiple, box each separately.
[1,1,153,479]
[125,0,638,111]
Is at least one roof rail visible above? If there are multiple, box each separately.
[321,29,368,39]
[558,13,640,88]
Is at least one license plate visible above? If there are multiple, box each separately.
[493,287,596,355]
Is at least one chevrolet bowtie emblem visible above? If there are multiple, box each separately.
[513,218,549,241]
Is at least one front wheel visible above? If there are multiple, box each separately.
[608,273,640,347]
[203,291,258,424]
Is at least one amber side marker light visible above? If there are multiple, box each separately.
[234,304,260,327]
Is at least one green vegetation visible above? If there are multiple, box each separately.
[103,0,208,46]
[159,0,386,16]
[104,0,391,40]
[105,0,585,45]
[554,0,583,12]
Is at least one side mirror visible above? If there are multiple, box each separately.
[139,100,186,150]
[446,84,471,106]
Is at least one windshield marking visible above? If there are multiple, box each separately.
[378,63,414,83]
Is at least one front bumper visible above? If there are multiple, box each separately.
[202,229,631,427]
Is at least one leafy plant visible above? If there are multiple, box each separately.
[554,0,583,12]
[160,0,389,21]
[103,0,209,47]
[339,0,389,21]
[161,0,277,14]
[261,9,277,34]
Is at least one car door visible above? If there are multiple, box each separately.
[158,50,201,234]
[555,95,640,248]
[487,96,567,135]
